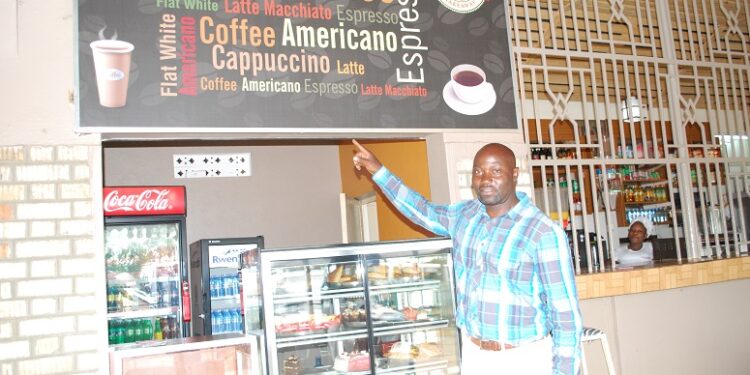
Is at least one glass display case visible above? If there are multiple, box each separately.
[259,238,460,375]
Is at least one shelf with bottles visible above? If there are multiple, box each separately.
[624,207,673,226]
[209,273,242,312]
[107,306,178,320]
[107,315,180,346]
[106,278,181,315]
[211,307,244,335]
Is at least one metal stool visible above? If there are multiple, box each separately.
[581,327,616,375]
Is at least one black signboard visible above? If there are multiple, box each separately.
[76,0,517,131]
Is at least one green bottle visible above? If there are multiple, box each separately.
[143,319,153,340]
[115,320,125,344]
[153,318,163,340]
[125,320,135,343]
[133,319,143,342]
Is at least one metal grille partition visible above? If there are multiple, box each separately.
[509,0,750,273]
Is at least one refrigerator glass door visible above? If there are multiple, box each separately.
[207,243,259,335]
[105,222,183,344]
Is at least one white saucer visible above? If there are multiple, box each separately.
[442,81,497,116]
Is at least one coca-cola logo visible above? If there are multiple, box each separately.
[103,186,186,216]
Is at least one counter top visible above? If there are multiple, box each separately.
[575,255,750,299]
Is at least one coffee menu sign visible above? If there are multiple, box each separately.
[76,0,517,132]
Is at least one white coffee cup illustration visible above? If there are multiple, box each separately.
[450,64,490,104]
[90,40,134,108]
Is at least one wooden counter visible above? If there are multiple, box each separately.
[575,256,750,299]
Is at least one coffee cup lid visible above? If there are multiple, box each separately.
[90,40,134,53]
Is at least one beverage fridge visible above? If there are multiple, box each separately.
[189,236,264,336]
[103,186,191,345]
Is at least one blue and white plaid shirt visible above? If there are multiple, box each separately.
[373,167,583,374]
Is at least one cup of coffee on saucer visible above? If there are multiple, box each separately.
[450,64,491,104]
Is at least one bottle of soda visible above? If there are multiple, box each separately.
[124,319,135,343]
[143,318,153,340]
[170,281,179,307]
[114,286,123,312]
[160,317,172,339]
[153,318,163,340]
[108,320,116,344]
[133,319,143,342]
[168,316,178,338]
[115,320,125,344]
[161,279,171,308]
[107,286,115,312]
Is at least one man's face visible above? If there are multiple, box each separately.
[471,147,518,208]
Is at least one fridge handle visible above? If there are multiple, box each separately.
[182,281,192,322]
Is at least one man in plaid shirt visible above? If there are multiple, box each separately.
[352,140,582,374]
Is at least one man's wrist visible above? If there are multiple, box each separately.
[371,166,387,181]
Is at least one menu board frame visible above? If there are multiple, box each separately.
[76,0,519,133]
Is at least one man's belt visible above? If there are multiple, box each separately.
[469,336,516,351]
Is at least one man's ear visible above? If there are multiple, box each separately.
[513,167,519,182]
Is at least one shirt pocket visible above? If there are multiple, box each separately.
[485,250,534,294]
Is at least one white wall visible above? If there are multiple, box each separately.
[104,143,344,249]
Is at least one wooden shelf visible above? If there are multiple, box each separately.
[623,200,670,206]
[622,178,666,184]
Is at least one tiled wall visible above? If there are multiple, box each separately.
[0,145,104,375]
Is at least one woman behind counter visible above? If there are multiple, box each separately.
[614,217,654,267]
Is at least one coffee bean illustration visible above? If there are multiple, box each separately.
[427,50,451,72]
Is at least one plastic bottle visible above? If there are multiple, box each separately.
[223,275,233,297]
[125,319,135,343]
[232,309,242,332]
[133,319,143,342]
[211,310,219,334]
[170,281,179,307]
[114,286,123,312]
[153,318,163,340]
[160,317,172,339]
[219,310,228,333]
[143,318,153,340]
[217,276,226,297]
[108,320,116,344]
[115,320,125,344]
[107,286,116,312]
[210,276,217,298]
[232,275,240,296]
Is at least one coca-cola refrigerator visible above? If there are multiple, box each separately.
[189,236,264,337]
[103,186,191,345]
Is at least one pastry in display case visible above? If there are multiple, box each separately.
[259,238,460,375]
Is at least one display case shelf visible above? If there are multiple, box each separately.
[368,280,442,295]
[107,306,178,320]
[276,330,370,349]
